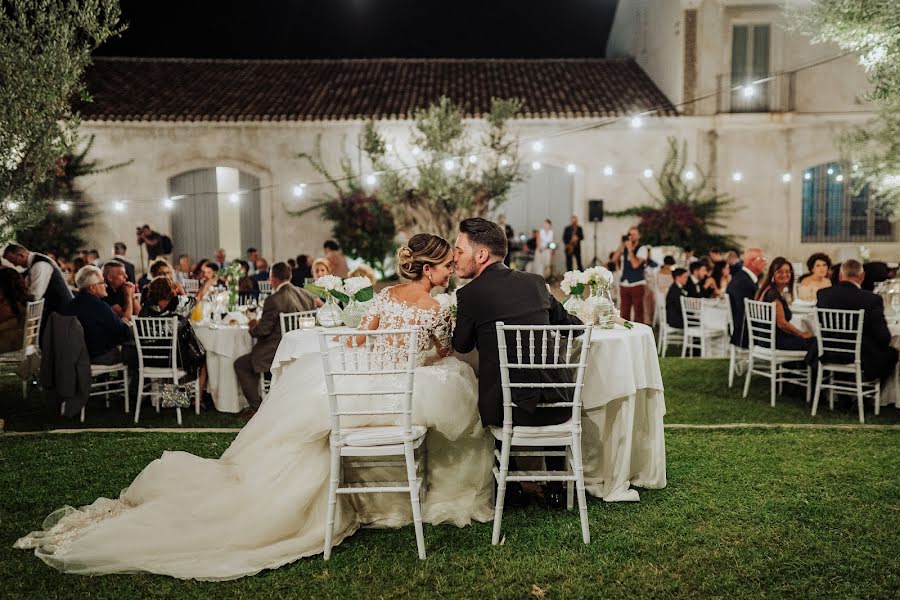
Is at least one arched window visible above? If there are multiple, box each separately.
[801,161,893,242]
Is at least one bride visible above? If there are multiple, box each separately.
[16,234,494,580]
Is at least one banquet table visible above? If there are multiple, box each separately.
[271,323,667,502]
[194,322,252,413]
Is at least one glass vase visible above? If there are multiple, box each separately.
[590,284,616,329]
[316,296,344,327]
[341,298,371,329]
[227,282,238,313]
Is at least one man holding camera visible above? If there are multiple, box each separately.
[136,225,164,261]
[611,225,656,324]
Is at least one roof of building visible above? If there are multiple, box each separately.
[79,56,677,122]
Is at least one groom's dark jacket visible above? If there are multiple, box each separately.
[452,262,582,427]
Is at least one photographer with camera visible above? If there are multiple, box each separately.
[136,225,173,262]
[611,225,656,324]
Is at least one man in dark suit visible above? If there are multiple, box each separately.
[233,262,317,418]
[816,259,898,380]
[685,260,715,298]
[726,248,767,348]
[110,242,136,283]
[452,218,582,428]
[665,268,689,329]
[562,214,584,272]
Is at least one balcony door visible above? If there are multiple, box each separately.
[730,24,770,112]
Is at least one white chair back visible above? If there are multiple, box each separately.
[744,299,777,350]
[258,280,273,294]
[495,322,592,428]
[318,328,419,445]
[814,308,865,364]
[132,317,179,373]
[23,299,44,354]
[680,296,703,331]
[281,310,318,335]
[654,291,666,327]
[182,278,200,295]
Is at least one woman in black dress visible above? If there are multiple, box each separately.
[754,257,816,356]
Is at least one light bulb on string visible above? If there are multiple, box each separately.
[162,197,175,210]
[643,168,654,179]
[603,165,614,176]
[112,200,126,212]
[500,158,509,167]
[835,174,844,182]
[6,201,19,211]
[292,184,305,198]
[782,173,792,183]
[804,172,812,181]
[732,172,743,182]
[468,155,478,164]
[531,161,542,171]
[365,173,378,185]
[630,116,643,128]
[411,146,421,156]
[57,201,71,213]
[741,85,756,98]
[531,141,544,152]
[443,159,456,172]
[385,143,393,152]
[229,192,240,205]
[827,167,834,175]
[566,164,576,174]
[683,170,696,181]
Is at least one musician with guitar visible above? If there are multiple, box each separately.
[563,214,584,271]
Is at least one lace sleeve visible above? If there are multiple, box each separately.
[430,305,454,356]
[358,289,383,330]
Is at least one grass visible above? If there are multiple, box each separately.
[2,357,898,432]
[1,429,898,598]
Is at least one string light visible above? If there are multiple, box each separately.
[782,173,792,183]
[228,192,240,205]
[827,167,834,175]
[385,143,393,152]
[112,200,126,212]
[499,158,509,167]
[162,197,175,210]
[292,184,305,197]
[683,170,696,181]
[630,116,643,128]
[566,163,576,174]
[731,172,743,182]
[57,201,71,213]
[804,172,812,180]
[643,168,654,179]
[531,141,544,152]
[365,173,378,185]
[411,147,421,156]
[835,174,844,182]
[741,85,756,98]
[603,165,614,176]
[468,155,478,164]
[531,161,542,171]
[443,159,456,172]
[6,201,19,211]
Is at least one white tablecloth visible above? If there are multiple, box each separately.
[271,323,668,502]
[194,323,253,413]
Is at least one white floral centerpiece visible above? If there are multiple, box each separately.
[303,275,347,327]
[339,276,376,327]
[560,266,628,329]
[859,245,871,263]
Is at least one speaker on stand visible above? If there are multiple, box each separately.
[588,199,604,267]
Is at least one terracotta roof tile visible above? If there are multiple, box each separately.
[79,57,677,122]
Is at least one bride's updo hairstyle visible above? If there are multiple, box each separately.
[397,233,451,281]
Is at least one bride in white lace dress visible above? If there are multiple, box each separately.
[16,234,493,580]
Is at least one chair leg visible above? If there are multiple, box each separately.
[22,379,28,400]
[874,381,881,416]
[123,369,130,414]
[681,334,688,357]
[566,446,574,511]
[404,441,426,559]
[195,379,201,416]
[728,346,735,388]
[805,367,811,404]
[855,369,865,424]
[176,407,182,426]
[323,444,340,561]
[79,406,85,423]
[743,354,754,398]
[828,386,835,410]
[492,434,512,545]
[770,361,777,407]
[811,367,823,416]
[134,376,144,424]
[570,435,590,544]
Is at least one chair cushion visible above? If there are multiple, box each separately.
[91,363,126,375]
[750,347,807,360]
[140,367,188,379]
[490,419,576,440]
[340,425,427,447]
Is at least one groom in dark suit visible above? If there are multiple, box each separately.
[452,218,582,428]
[725,248,767,348]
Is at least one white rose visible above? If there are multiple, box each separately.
[316,275,344,292]
[343,276,372,295]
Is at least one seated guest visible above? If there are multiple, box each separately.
[235,259,260,299]
[685,260,716,298]
[665,268,689,329]
[754,257,816,356]
[711,260,731,296]
[196,261,223,301]
[61,266,132,365]
[143,258,185,296]
[862,261,889,292]
[817,260,899,380]
[655,256,676,296]
[86,249,102,267]
[323,240,350,278]
[66,256,86,290]
[192,258,209,282]
[233,262,317,418]
[311,258,331,279]
[250,259,269,283]
[287,258,297,270]
[709,248,723,263]
[291,254,312,286]
[349,264,378,288]
[0,268,34,353]
[175,254,193,283]
[214,248,229,269]
[245,247,259,275]
[110,242,136,282]
[103,261,141,317]
[726,249,743,271]
[727,248,766,348]
[797,252,832,301]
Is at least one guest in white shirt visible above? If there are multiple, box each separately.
[2,243,74,314]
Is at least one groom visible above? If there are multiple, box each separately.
[452,217,582,428]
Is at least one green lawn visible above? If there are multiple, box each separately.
[1,429,898,599]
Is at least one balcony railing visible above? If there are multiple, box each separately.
[715,72,795,114]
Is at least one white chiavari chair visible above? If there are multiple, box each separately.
[182,278,200,296]
[492,322,593,546]
[657,293,684,357]
[258,280,272,294]
[319,327,426,560]
[132,317,200,425]
[0,299,44,398]
[742,299,811,407]
[681,297,727,357]
[280,310,319,335]
[812,308,880,424]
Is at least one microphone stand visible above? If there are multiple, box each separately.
[590,221,600,267]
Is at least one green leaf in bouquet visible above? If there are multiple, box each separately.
[331,290,351,304]
[354,286,375,303]
[570,283,585,297]
[303,283,327,298]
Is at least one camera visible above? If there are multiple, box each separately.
[621,234,629,242]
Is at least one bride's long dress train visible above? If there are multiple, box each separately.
[15,293,493,580]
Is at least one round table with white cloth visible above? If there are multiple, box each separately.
[271,323,668,503]
[194,322,252,413]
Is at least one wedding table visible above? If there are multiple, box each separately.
[194,322,252,413]
[271,323,667,503]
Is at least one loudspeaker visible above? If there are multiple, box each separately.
[588,199,604,222]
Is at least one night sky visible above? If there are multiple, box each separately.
[95,0,619,59]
